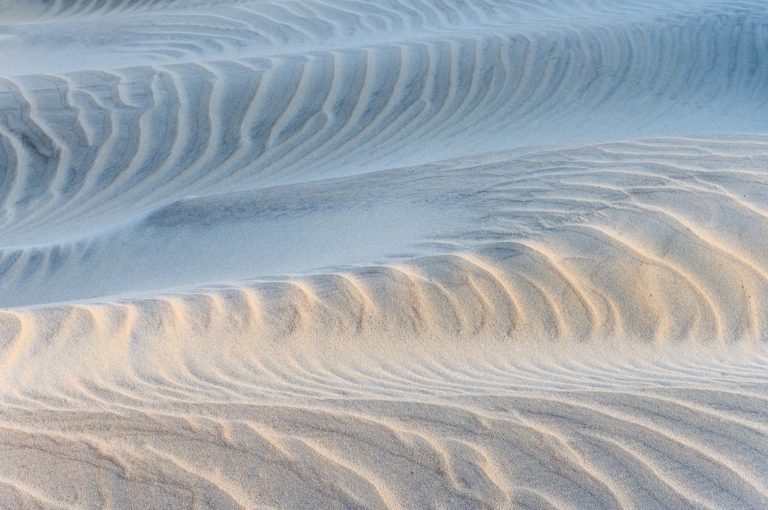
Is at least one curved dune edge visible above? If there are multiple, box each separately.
[0,135,767,415]
[3,134,768,507]
[3,136,768,351]
[1,1,768,508]
[2,136,768,508]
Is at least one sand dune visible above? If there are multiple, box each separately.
[1,0,767,508]
[2,346,768,508]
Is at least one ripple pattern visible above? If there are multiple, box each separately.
[1,1,768,508]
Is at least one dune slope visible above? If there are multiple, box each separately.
[1,0,768,508]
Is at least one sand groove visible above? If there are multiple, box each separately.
[1,1,768,508]
[1,348,767,508]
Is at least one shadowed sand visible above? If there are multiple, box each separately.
[1,0,768,508]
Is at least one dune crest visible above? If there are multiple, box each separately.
[1,0,767,508]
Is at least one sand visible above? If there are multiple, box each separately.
[0,0,767,508]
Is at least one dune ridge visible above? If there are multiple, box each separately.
[1,0,768,508]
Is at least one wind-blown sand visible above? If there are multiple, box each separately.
[1,0,767,508]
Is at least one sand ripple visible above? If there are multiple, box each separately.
[1,0,767,508]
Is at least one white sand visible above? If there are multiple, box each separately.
[1,0,767,508]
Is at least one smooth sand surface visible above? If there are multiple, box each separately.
[1,0,768,508]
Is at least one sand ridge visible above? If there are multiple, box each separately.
[0,0,767,508]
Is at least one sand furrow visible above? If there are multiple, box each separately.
[1,1,767,507]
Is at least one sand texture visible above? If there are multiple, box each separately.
[1,0,767,508]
